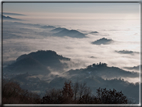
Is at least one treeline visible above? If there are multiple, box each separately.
[2,80,128,104]
[41,81,128,104]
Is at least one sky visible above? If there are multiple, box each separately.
[2,2,140,20]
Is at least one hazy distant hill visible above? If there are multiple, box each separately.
[92,38,113,45]
[51,27,86,38]
[3,15,21,20]
[40,25,55,29]
[124,65,142,71]
[66,62,139,78]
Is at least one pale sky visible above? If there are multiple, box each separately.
[2,2,140,20]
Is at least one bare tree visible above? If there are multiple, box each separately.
[84,86,91,97]
[79,82,87,98]
[73,82,79,101]
[2,79,41,104]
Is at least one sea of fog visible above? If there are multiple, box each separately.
[3,18,140,83]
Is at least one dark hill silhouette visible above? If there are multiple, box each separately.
[4,55,50,75]
[17,50,70,62]
[51,27,86,38]
[4,50,71,74]
[92,38,113,45]
[21,50,70,70]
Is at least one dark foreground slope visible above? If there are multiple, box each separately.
[3,80,130,104]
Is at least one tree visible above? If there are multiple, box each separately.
[73,82,79,101]
[41,88,62,104]
[62,81,73,98]
[62,81,74,103]
[95,87,128,104]
[42,81,74,104]
[79,82,87,98]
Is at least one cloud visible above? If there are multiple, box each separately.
[13,22,41,27]
[91,37,113,45]
[3,21,43,40]
[3,21,140,76]
[3,32,22,39]
[5,22,55,30]
[115,50,139,55]
[3,15,22,20]
[3,12,25,16]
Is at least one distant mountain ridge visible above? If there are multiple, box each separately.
[3,15,21,20]
[66,62,139,78]
[4,50,138,77]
